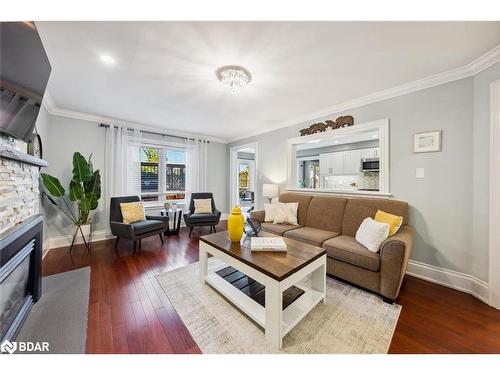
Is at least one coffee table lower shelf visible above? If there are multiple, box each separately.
[205,272,325,338]
[199,239,327,349]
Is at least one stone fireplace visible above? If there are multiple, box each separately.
[0,137,47,342]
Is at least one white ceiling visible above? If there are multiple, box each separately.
[36,21,500,142]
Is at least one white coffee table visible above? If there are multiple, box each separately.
[199,231,327,349]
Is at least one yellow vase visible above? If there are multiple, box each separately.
[227,206,245,242]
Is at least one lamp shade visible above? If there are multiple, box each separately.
[262,184,279,198]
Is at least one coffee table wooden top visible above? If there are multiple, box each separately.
[199,231,326,281]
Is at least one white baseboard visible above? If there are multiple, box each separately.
[46,214,229,251]
[48,229,113,250]
[406,260,489,304]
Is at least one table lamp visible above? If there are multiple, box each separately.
[262,184,279,203]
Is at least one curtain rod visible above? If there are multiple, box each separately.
[98,123,210,143]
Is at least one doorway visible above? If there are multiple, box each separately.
[230,142,258,214]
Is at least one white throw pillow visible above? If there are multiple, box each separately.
[194,198,212,214]
[264,203,282,222]
[355,217,390,253]
[273,202,299,225]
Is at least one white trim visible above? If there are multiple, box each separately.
[42,97,227,144]
[228,44,500,143]
[41,45,500,145]
[489,79,500,309]
[47,230,113,250]
[285,188,392,198]
[406,260,489,304]
[44,213,230,251]
[229,142,258,210]
[286,118,390,195]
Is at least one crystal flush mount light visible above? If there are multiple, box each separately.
[216,65,252,93]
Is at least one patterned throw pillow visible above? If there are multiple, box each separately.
[194,198,212,214]
[120,201,146,224]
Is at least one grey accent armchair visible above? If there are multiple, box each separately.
[183,192,221,238]
[110,196,169,252]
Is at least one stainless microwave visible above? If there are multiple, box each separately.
[361,158,379,172]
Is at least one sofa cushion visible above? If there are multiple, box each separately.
[261,222,302,236]
[131,220,165,235]
[323,235,380,271]
[187,213,219,224]
[341,198,409,237]
[278,192,313,226]
[305,196,348,232]
[284,226,339,247]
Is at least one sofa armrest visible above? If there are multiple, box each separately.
[379,225,415,300]
[249,210,265,223]
[110,221,135,239]
[213,209,222,220]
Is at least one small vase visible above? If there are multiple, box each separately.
[227,206,245,242]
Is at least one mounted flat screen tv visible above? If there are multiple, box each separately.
[0,22,51,143]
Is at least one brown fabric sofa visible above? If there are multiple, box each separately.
[250,192,414,302]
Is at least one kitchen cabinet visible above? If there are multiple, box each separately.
[344,149,362,174]
[319,149,361,176]
[361,147,379,159]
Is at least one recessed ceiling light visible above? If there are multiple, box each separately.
[372,134,378,138]
[334,140,339,144]
[99,54,116,66]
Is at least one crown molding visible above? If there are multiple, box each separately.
[42,43,500,145]
[227,44,500,143]
[41,96,228,144]
[467,44,500,75]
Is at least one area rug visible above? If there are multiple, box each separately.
[156,258,401,354]
[16,267,90,354]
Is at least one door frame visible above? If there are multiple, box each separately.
[229,142,259,211]
[489,78,500,309]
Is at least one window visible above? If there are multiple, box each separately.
[239,164,249,190]
[139,145,186,204]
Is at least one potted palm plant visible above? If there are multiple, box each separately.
[41,152,101,252]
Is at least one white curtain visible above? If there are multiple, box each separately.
[104,125,141,234]
[185,138,208,205]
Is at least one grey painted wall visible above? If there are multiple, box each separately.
[42,115,107,238]
[40,114,228,240]
[229,76,489,280]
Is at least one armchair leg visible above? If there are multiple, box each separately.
[114,237,120,249]
[159,233,164,244]
[189,227,193,238]
[133,240,137,253]
[213,226,216,233]
[139,240,142,250]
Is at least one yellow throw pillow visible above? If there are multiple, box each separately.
[194,198,213,214]
[120,201,146,224]
[374,210,403,236]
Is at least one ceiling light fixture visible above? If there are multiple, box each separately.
[99,54,116,66]
[216,65,252,93]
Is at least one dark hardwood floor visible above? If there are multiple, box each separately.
[42,221,500,354]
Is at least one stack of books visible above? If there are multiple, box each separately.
[250,237,287,252]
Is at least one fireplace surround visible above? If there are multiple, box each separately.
[0,214,43,342]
